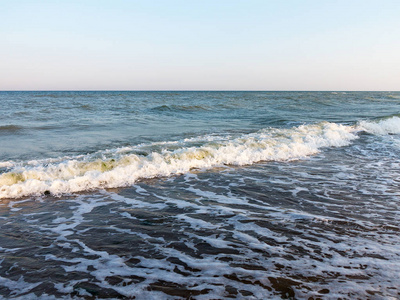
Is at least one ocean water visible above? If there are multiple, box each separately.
[0,91,399,299]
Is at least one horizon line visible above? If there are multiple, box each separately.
[0,90,399,92]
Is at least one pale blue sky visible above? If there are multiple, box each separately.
[1,0,399,90]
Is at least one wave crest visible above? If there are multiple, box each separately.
[150,104,210,112]
[358,116,400,135]
[0,122,358,199]
[0,125,23,132]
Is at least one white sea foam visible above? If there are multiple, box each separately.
[358,116,400,135]
[0,161,14,168]
[2,167,399,298]
[0,122,359,199]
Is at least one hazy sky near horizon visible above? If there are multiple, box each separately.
[1,0,400,91]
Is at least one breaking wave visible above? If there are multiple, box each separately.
[0,121,360,199]
[358,116,400,135]
[1,116,398,199]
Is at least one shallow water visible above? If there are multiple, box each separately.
[0,91,399,298]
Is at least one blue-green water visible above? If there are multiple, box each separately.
[0,91,399,298]
[1,91,398,161]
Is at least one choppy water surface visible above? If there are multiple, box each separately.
[0,91,399,299]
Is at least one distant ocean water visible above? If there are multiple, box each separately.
[0,91,399,299]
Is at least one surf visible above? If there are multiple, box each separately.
[0,120,363,199]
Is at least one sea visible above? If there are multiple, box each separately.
[0,91,399,299]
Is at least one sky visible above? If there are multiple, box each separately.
[1,0,400,91]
